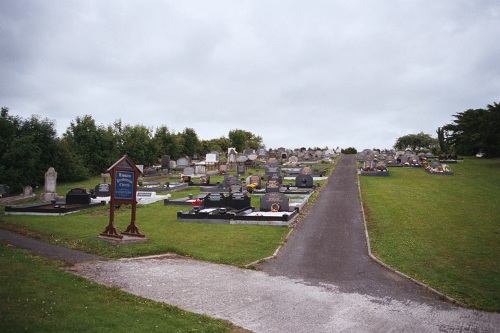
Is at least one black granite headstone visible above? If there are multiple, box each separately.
[66,188,91,205]
[227,192,251,210]
[94,183,111,197]
[295,174,313,188]
[260,192,289,212]
[203,193,227,208]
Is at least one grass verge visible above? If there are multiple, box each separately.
[0,245,247,333]
[360,157,500,311]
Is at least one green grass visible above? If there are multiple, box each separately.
[0,161,335,331]
[360,157,500,311]
[1,200,289,266]
[0,246,244,333]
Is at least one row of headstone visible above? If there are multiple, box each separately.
[202,192,251,210]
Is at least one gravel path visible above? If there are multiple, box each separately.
[2,155,499,332]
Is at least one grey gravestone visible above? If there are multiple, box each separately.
[301,166,313,175]
[229,183,243,193]
[177,157,190,168]
[288,156,299,164]
[266,180,281,193]
[237,165,246,175]
[237,155,248,163]
[23,185,33,196]
[247,175,261,187]
[170,161,177,169]
[243,148,254,155]
[183,167,195,175]
[66,188,91,205]
[223,175,241,188]
[206,153,218,163]
[269,173,282,184]
[94,183,111,197]
[267,158,279,168]
[41,167,57,201]
[0,184,10,197]
[260,192,289,212]
[295,174,314,188]
[161,155,170,169]
[100,173,111,182]
[195,165,206,175]
[248,153,258,161]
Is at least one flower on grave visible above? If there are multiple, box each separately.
[190,199,202,206]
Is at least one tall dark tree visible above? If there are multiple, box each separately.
[179,127,200,158]
[0,109,83,192]
[442,108,488,156]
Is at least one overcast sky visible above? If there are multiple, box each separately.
[1,1,499,151]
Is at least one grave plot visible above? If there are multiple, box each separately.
[176,192,299,226]
[425,162,454,175]
[137,181,188,193]
[5,188,105,215]
[359,159,390,176]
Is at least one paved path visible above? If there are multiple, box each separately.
[2,155,499,332]
[0,229,103,264]
[260,154,442,303]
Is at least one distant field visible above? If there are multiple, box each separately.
[360,157,500,311]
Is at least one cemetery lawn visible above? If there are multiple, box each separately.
[0,245,245,333]
[360,157,500,311]
[0,198,290,266]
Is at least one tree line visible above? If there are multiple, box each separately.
[393,102,499,157]
[0,108,263,193]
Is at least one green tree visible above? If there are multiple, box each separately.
[153,126,182,160]
[443,103,500,157]
[228,129,263,152]
[394,132,438,151]
[341,147,357,154]
[0,109,76,192]
[119,124,156,165]
[179,128,200,158]
[63,115,119,175]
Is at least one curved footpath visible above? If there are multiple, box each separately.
[2,155,500,332]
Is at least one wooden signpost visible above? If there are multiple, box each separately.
[100,155,144,239]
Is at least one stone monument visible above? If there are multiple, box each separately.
[41,167,58,201]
